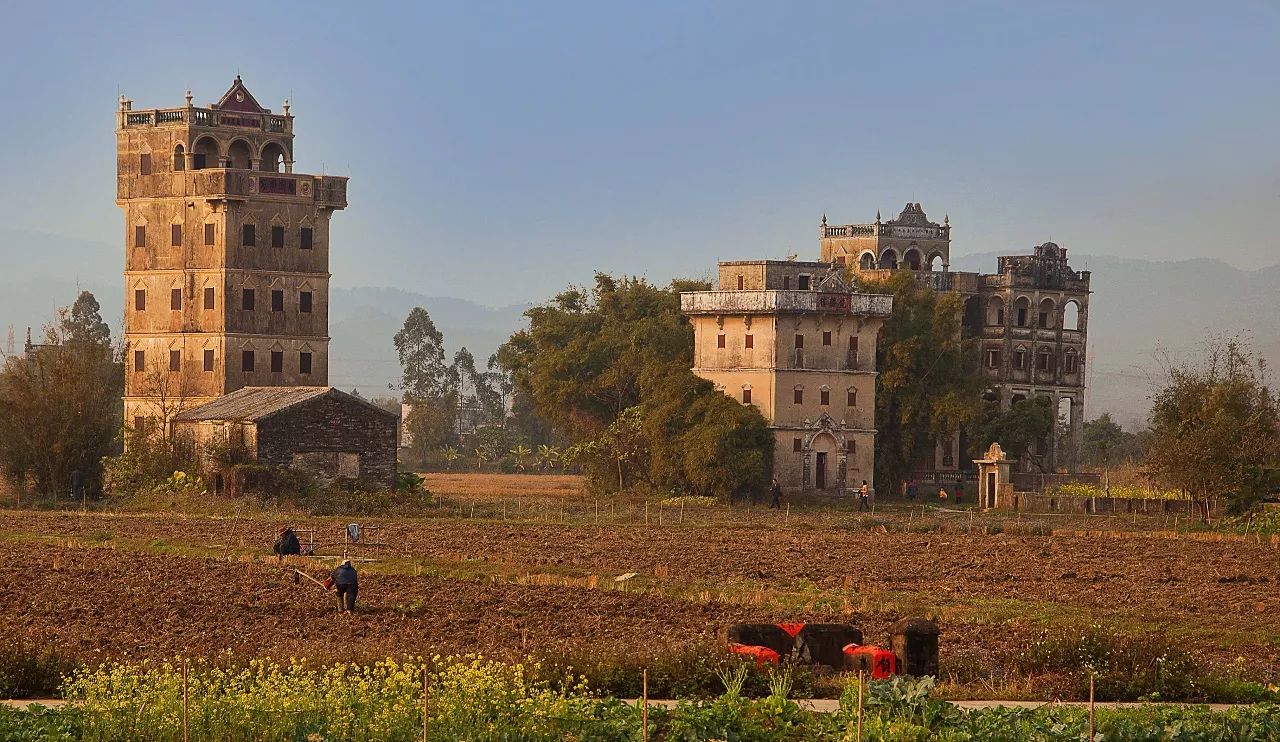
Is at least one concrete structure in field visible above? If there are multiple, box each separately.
[824,203,1091,477]
[681,261,894,493]
[115,77,348,433]
[172,386,398,489]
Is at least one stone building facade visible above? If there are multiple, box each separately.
[824,203,1091,476]
[172,386,398,490]
[115,78,348,431]
[681,261,893,493]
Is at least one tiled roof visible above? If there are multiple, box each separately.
[172,386,335,422]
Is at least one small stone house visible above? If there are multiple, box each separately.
[172,386,398,490]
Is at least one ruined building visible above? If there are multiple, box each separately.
[822,203,1090,477]
[116,77,348,431]
[681,261,894,492]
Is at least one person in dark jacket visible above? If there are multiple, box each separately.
[331,559,358,613]
[768,478,783,509]
[273,527,301,562]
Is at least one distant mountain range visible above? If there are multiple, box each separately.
[2,228,1274,429]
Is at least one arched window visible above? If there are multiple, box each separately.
[1063,301,1081,331]
[986,296,1005,326]
[1065,348,1080,374]
[260,141,288,173]
[192,136,219,170]
[1038,298,1056,329]
[859,252,876,271]
[902,248,922,270]
[172,144,185,172]
[793,384,804,405]
[927,252,943,271]
[1014,297,1031,327]
[878,248,898,270]
[741,385,752,404]
[227,140,252,170]
[846,387,857,407]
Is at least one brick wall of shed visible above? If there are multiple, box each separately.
[254,395,398,490]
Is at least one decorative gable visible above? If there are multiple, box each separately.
[213,76,267,113]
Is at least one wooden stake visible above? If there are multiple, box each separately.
[182,659,190,742]
[645,503,650,526]
[642,669,649,742]
[856,669,864,741]
[1088,674,1095,741]
[785,503,790,524]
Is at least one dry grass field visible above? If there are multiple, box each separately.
[3,473,1278,701]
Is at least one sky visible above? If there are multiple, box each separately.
[0,1,1277,306]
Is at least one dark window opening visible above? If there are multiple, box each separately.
[204,223,215,245]
[793,438,802,452]
[847,389,857,406]
[192,153,207,170]
[736,275,744,290]
[241,350,255,372]
[986,349,1001,369]
[820,389,830,406]
[241,289,255,311]
[1039,311,1049,327]
[271,289,284,312]
[716,334,725,348]
[242,224,256,247]
[798,275,811,290]
[134,225,146,248]
[742,388,752,404]
[133,350,144,372]
[299,291,313,313]
[822,331,831,346]
[794,334,804,349]
[794,388,803,404]
[300,227,313,250]
[271,225,285,248]
[1016,308,1028,327]
[1037,350,1052,371]
[744,334,753,349]
[299,352,312,375]
[846,440,855,453]
[170,288,182,310]
[134,289,146,311]
[169,350,180,371]
[1066,353,1079,374]
[203,287,215,310]
[139,153,152,175]
[203,349,214,372]
[171,224,182,247]
[783,276,791,290]
[270,350,283,373]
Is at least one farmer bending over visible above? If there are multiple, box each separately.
[273,527,301,562]
[331,559,359,613]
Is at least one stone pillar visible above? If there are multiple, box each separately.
[891,617,939,677]
[801,451,811,490]
[974,442,1015,510]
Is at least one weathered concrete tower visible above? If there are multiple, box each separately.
[116,78,348,432]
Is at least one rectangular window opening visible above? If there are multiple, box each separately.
[270,350,283,373]
[271,225,285,248]
[847,389,857,407]
[171,224,182,247]
[204,223,215,246]
[742,388,752,404]
[794,334,804,349]
[134,225,146,248]
[203,287,215,310]
[820,389,830,406]
[300,227,313,250]
[241,350,255,372]
[822,331,831,346]
[299,291,313,313]
[794,389,803,404]
[169,350,180,372]
[241,289,255,311]
[133,350,145,372]
[299,352,313,375]
[744,334,753,349]
[716,334,725,349]
[139,153,152,176]
[271,289,284,312]
[793,438,802,453]
[242,224,256,247]
[134,289,146,311]
[736,275,744,290]
[203,349,214,372]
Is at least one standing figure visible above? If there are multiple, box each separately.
[858,480,870,512]
[769,478,783,509]
[938,487,949,503]
[907,479,918,502]
[331,559,359,613]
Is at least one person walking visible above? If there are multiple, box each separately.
[330,559,359,614]
[768,478,783,509]
[858,480,870,512]
[906,479,918,502]
[938,486,949,503]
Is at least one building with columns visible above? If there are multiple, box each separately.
[115,78,348,432]
[825,203,1091,476]
[681,261,894,493]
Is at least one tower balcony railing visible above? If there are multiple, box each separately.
[680,290,893,317]
[117,168,347,209]
[119,106,292,134]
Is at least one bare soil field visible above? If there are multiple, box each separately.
[3,506,1279,679]
[418,472,585,502]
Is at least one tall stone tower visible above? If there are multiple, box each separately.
[116,77,348,432]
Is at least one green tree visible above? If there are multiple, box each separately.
[1147,339,1280,510]
[393,307,448,401]
[1081,414,1129,468]
[0,293,122,496]
[500,274,772,498]
[855,272,982,494]
[973,395,1056,469]
[440,445,461,472]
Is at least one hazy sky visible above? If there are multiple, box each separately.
[1,1,1277,306]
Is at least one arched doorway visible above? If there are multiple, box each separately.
[810,431,838,490]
